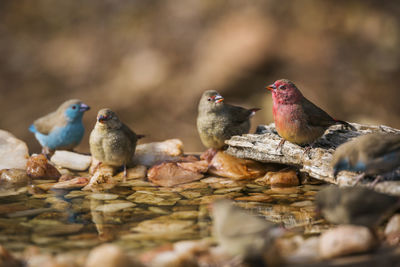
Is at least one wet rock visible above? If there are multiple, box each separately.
[0,130,29,171]
[89,193,119,200]
[114,165,147,181]
[83,166,116,192]
[0,245,23,267]
[0,169,29,190]
[94,202,136,213]
[200,177,244,189]
[148,160,208,187]
[26,154,61,179]
[51,177,89,190]
[235,194,272,202]
[86,244,142,267]
[256,169,299,187]
[319,225,376,259]
[132,219,194,234]
[149,240,212,267]
[127,191,181,206]
[208,151,266,180]
[132,139,184,167]
[50,150,91,171]
[226,123,400,191]
[384,214,400,245]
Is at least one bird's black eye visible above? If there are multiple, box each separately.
[72,105,77,110]
[207,97,212,101]
[279,85,286,90]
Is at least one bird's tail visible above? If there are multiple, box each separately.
[137,134,146,139]
[29,124,37,133]
[334,119,356,131]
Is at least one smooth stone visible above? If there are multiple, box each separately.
[89,193,119,200]
[0,169,29,190]
[0,130,29,170]
[257,170,299,188]
[95,202,136,213]
[132,139,184,167]
[51,177,89,189]
[290,200,314,207]
[148,161,208,187]
[0,245,24,267]
[132,219,194,234]
[114,165,147,180]
[26,154,61,179]
[235,194,272,202]
[208,151,266,180]
[384,214,400,245]
[85,244,141,267]
[50,150,92,171]
[127,191,181,206]
[319,225,376,259]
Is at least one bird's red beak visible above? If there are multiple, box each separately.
[213,95,224,103]
[266,84,276,91]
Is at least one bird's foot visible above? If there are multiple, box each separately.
[369,175,382,188]
[200,148,218,162]
[41,147,52,159]
[276,139,286,154]
[123,165,127,183]
[353,173,366,186]
[302,142,316,159]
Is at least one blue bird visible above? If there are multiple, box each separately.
[332,133,400,186]
[29,99,90,154]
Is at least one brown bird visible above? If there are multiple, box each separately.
[266,79,354,150]
[212,199,284,264]
[332,133,400,186]
[89,109,140,178]
[197,90,259,152]
[316,185,400,228]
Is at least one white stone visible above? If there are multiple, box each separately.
[0,130,29,170]
[94,202,135,213]
[51,150,92,171]
[384,214,400,236]
[132,139,184,167]
[319,225,375,259]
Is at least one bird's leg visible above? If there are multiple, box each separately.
[369,175,383,188]
[276,139,286,154]
[41,147,51,159]
[302,141,316,159]
[200,148,218,162]
[353,173,366,186]
[123,164,127,183]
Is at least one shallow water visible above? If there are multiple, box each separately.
[0,176,327,256]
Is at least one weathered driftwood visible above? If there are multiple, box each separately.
[225,123,400,195]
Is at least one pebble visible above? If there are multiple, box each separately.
[94,202,136,213]
[257,170,299,188]
[208,151,266,180]
[51,177,89,189]
[85,244,142,267]
[0,130,29,171]
[26,154,61,179]
[148,161,208,187]
[319,225,376,259]
[0,169,29,190]
[114,165,147,180]
[132,139,184,167]
[384,214,400,245]
[50,150,92,171]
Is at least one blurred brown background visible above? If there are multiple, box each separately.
[1,0,399,153]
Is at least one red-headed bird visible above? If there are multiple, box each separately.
[266,79,354,149]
